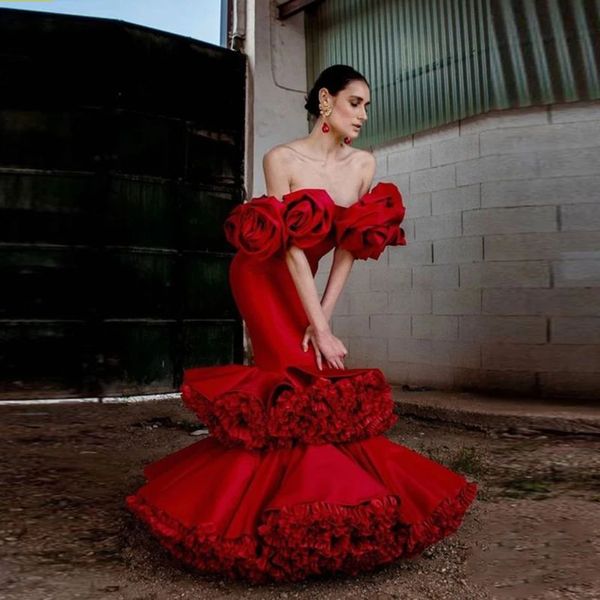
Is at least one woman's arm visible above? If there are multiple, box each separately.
[263,147,346,369]
[263,146,331,333]
[285,246,330,333]
[319,152,377,321]
[320,247,354,322]
[285,246,347,370]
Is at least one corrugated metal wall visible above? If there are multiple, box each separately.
[305,0,600,148]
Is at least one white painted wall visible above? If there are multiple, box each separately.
[244,0,308,200]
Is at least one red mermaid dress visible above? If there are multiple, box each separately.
[125,182,478,583]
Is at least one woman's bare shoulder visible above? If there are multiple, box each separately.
[263,144,296,199]
[263,143,297,165]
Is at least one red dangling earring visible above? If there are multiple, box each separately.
[321,122,330,133]
[344,136,351,144]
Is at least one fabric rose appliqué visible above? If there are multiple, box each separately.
[224,195,288,260]
[281,189,335,249]
[335,182,406,260]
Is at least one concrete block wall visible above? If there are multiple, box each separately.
[315,100,600,400]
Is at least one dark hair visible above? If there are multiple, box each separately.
[304,64,370,118]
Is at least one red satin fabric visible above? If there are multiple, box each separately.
[229,204,346,372]
[125,185,478,583]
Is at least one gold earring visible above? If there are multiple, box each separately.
[319,102,332,117]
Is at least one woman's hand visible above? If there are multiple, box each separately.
[302,324,348,370]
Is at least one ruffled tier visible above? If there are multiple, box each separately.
[180,364,398,450]
[125,435,478,583]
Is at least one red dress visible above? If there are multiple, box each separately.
[125,183,478,583]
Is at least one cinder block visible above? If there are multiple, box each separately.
[457,154,538,185]
[553,260,600,288]
[389,240,433,266]
[459,106,549,135]
[331,292,351,316]
[373,152,387,176]
[381,361,410,384]
[414,122,459,146]
[383,134,414,153]
[403,191,432,218]
[331,314,370,337]
[370,314,411,337]
[485,232,600,261]
[412,315,458,340]
[433,289,481,314]
[389,338,480,368]
[388,289,432,314]
[340,267,370,291]
[387,337,430,363]
[431,135,479,166]
[433,237,483,264]
[539,371,600,399]
[482,288,600,316]
[402,218,417,242]
[388,146,431,174]
[480,121,600,155]
[432,184,480,215]
[551,317,600,344]
[463,206,557,235]
[370,267,411,291]
[314,275,327,295]
[482,343,600,372]
[412,264,459,289]
[453,367,537,394]
[561,204,600,231]
[411,364,456,388]
[460,261,551,288]
[550,100,600,123]
[538,147,600,177]
[415,212,462,240]
[459,315,547,343]
[431,340,481,369]
[411,164,455,193]
[482,176,600,208]
[348,291,388,314]
[347,336,388,365]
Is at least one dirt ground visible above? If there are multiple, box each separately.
[1,397,599,600]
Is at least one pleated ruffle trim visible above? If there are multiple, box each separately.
[180,367,398,450]
[125,480,478,584]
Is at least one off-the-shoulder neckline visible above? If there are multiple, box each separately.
[279,181,397,209]
[285,187,355,209]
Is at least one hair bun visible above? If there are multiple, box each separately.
[304,64,369,118]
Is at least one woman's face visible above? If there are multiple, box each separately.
[321,79,370,140]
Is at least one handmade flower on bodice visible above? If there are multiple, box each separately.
[335,182,406,260]
[281,188,335,249]
[224,195,288,260]
[224,182,407,261]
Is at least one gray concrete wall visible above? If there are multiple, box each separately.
[316,100,600,400]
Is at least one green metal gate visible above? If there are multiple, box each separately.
[0,9,246,400]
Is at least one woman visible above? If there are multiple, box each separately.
[125,64,478,584]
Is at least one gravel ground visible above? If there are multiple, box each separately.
[1,397,599,600]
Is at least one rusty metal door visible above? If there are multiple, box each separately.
[0,8,246,400]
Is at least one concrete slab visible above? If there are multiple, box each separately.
[392,387,600,436]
